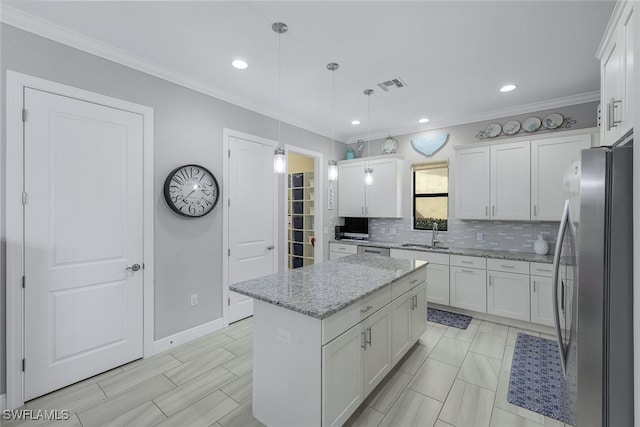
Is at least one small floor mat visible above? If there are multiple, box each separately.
[426,307,472,329]
[508,333,567,423]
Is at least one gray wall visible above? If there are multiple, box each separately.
[0,23,344,394]
[346,101,599,253]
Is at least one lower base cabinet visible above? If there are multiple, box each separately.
[391,282,427,365]
[426,263,450,305]
[450,266,487,312]
[364,305,393,395]
[487,270,530,321]
[530,275,554,326]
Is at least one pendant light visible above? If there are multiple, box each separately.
[273,22,288,174]
[327,62,339,181]
[364,89,374,185]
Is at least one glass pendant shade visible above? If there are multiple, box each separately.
[328,160,338,181]
[364,168,373,185]
[273,147,286,174]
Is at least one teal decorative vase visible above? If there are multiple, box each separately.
[345,149,356,160]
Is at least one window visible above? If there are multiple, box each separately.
[413,162,449,231]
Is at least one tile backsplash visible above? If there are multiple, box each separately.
[369,218,559,254]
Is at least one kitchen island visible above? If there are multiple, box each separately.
[230,254,428,427]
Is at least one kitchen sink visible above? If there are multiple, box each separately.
[399,243,449,250]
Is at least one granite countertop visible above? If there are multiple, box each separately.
[332,239,554,264]
[230,254,427,320]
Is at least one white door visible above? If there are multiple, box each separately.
[337,161,366,217]
[455,147,490,219]
[487,271,530,321]
[228,136,277,323]
[24,88,144,400]
[365,158,401,218]
[490,141,530,220]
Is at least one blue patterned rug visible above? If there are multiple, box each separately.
[427,307,472,329]
[508,333,568,423]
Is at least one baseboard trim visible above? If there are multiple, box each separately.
[0,394,6,411]
[153,318,226,354]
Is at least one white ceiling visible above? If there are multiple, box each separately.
[2,1,615,143]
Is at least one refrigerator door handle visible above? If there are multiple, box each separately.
[552,200,569,376]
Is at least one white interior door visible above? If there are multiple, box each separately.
[228,136,277,323]
[24,88,144,400]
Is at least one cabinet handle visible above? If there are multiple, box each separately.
[366,327,372,347]
[364,249,381,254]
[533,280,536,292]
[492,206,496,216]
[410,295,415,310]
[361,206,364,215]
[533,205,537,217]
[537,268,552,273]
[461,269,474,274]
[410,279,418,284]
[414,295,418,309]
[485,206,489,217]
[500,265,515,269]
[365,207,368,215]
[608,98,622,130]
[361,331,367,350]
[461,260,473,264]
[361,305,373,314]
[489,276,492,286]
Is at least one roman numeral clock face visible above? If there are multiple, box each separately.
[163,164,219,217]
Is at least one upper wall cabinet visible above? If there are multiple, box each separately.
[455,129,595,222]
[531,134,591,220]
[597,1,634,145]
[338,157,403,218]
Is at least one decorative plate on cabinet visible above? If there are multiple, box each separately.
[542,113,564,129]
[503,120,521,135]
[485,123,502,137]
[523,116,542,132]
[382,135,398,154]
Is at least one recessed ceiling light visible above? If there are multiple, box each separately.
[232,59,248,70]
[351,120,360,125]
[418,118,429,123]
[500,84,517,92]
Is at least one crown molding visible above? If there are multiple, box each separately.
[0,4,343,144]
[344,91,601,144]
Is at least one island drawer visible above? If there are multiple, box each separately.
[530,262,553,277]
[391,269,426,299]
[329,243,358,255]
[322,286,391,345]
[450,255,486,269]
[487,258,529,274]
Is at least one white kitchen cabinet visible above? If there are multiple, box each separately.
[390,249,450,305]
[490,141,530,220]
[450,265,487,312]
[322,323,364,427]
[487,270,530,322]
[455,146,490,219]
[597,1,634,145]
[411,282,428,342]
[329,242,358,260]
[531,134,591,221]
[391,281,427,365]
[363,304,393,395]
[338,157,402,218]
[530,275,554,327]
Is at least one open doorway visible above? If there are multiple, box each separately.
[284,146,324,270]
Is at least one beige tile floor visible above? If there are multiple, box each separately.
[5,316,562,427]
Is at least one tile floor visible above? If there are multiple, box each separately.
[5,316,563,427]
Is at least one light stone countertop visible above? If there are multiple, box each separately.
[332,239,554,264]
[230,254,427,319]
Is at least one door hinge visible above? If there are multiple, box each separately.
[228,297,230,306]
[22,191,28,205]
[22,275,25,288]
[22,109,27,122]
[22,359,25,372]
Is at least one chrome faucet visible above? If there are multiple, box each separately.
[432,223,440,247]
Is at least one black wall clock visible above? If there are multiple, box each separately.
[163,164,219,217]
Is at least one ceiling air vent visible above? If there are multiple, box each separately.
[377,77,407,92]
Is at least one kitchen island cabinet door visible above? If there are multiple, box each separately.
[338,161,366,217]
[391,291,412,365]
[411,282,428,342]
[487,271,530,321]
[450,266,487,312]
[322,324,364,427]
[363,304,393,395]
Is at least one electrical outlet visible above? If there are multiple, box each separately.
[276,328,291,344]
[476,232,484,241]
[190,294,198,306]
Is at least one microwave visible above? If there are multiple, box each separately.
[336,217,369,240]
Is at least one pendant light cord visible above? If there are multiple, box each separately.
[331,67,335,161]
[278,31,282,147]
[367,92,371,157]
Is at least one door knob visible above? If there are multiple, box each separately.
[266,245,274,251]
[126,264,141,272]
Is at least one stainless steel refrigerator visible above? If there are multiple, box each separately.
[553,135,634,427]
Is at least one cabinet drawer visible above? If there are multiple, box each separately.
[530,262,554,277]
[322,286,391,345]
[391,269,426,300]
[390,248,449,265]
[329,243,358,254]
[487,258,529,274]
[450,255,486,269]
